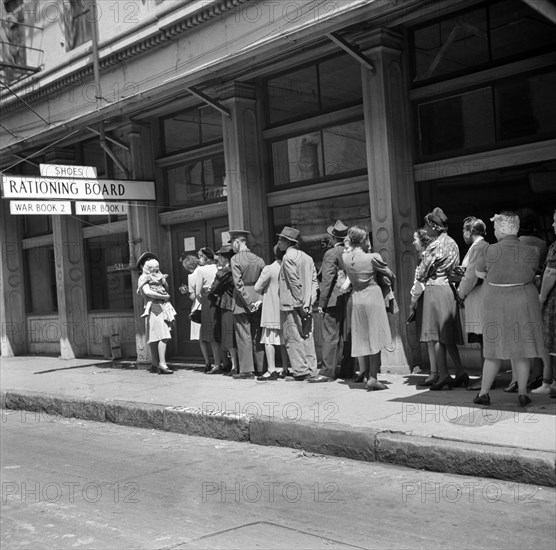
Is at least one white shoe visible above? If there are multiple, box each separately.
[531,382,552,394]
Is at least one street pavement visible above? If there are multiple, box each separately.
[2,417,555,550]
[1,356,555,487]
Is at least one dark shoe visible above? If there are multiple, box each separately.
[308,375,334,383]
[207,365,223,375]
[257,371,278,381]
[452,372,470,388]
[277,370,289,379]
[518,394,531,407]
[157,366,174,375]
[504,381,518,393]
[232,372,255,379]
[473,393,490,406]
[366,380,387,391]
[526,376,543,391]
[353,371,367,384]
[293,373,311,381]
[420,374,439,387]
[429,375,453,391]
[204,363,212,373]
[149,365,158,374]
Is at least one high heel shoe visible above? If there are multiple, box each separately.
[503,381,518,393]
[420,374,439,387]
[518,394,531,407]
[366,380,387,391]
[473,393,490,406]
[452,373,470,388]
[429,375,453,391]
[526,376,543,391]
[157,365,174,375]
[207,364,223,375]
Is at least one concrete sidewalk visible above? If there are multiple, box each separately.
[1,355,555,487]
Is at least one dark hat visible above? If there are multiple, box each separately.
[277,226,300,243]
[327,220,348,239]
[228,229,251,242]
[425,207,448,229]
[216,243,234,256]
[136,251,158,272]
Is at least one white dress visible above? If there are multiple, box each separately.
[189,267,201,340]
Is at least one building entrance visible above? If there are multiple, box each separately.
[169,216,229,360]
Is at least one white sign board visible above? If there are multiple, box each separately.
[39,164,97,179]
[183,237,196,252]
[2,175,156,201]
[10,200,72,215]
[75,201,129,215]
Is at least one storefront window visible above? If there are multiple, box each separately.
[86,233,133,311]
[166,154,226,205]
[272,192,371,270]
[266,53,362,125]
[23,215,52,238]
[411,0,556,84]
[162,106,223,155]
[271,120,366,187]
[417,69,556,158]
[24,246,57,314]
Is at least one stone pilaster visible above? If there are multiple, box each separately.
[118,122,160,364]
[51,215,88,358]
[221,83,269,260]
[0,198,26,356]
[360,29,419,372]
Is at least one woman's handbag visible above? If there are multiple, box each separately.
[189,307,202,324]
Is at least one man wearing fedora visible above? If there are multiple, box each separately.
[311,220,354,383]
[229,229,266,379]
[277,226,319,381]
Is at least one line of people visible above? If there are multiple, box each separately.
[409,207,556,407]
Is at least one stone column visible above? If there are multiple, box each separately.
[51,215,88,358]
[117,122,160,365]
[360,29,419,372]
[0,198,26,356]
[221,83,269,260]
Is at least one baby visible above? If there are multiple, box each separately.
[137,259,176,324]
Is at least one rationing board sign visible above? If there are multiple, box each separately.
[10,201,72,215]
[1,175,156,201]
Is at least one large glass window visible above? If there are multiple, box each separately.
[162,106,223,155]
[271,120,366,187]
[417,69,556,158]
[86,233,133,311]
[272,192,371,270]
[166,154,226,205]
[24,246,57,314]
[411,0,556,84]
[266,53,362,125]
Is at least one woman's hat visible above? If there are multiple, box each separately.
[425,207,448,229]
[136,251,158,272]
[327,220,348,239]
[276,226,300,243]
[216,244,234,256]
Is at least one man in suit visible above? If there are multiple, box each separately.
[229,229,266,379]
[277,226,319,381]
[458,216,490,391]
[310,220,354,383]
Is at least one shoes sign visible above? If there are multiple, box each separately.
[2,163,155,215]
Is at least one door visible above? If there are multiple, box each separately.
[169,216,229,359]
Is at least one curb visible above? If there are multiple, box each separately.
[2,390,554,487]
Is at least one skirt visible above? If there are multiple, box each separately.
[420,285,464,345]
[482,282,545,360]
[260,327,282,345]
[199,295,215,342]
[218,308,236,351]
[146,311,172,344]
[350,285,392,357]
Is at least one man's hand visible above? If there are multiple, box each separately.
[317,306,324,314]
[250,300,262,312]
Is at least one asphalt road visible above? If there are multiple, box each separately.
[1,413,555,550]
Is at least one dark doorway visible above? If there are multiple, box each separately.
[169,216,229,360]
